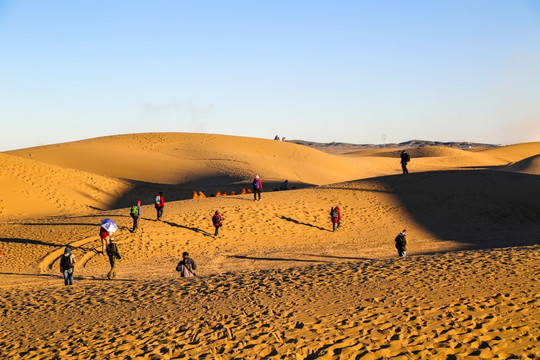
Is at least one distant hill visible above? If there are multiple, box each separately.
[289,139,498,154]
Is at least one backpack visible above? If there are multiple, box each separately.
[155,195,161,205]
[403,153,410,162]
[395,234,405,247]
[253,179,259,189]
[331,208,338,219]
[106,243,115,257]
[212,215,221,225]
[130,205,138,215]
[61,254,73,269]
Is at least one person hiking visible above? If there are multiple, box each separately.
[106,237,121,279]
[253,175,263,201]
[99,226,110,255]
[395,230,407,257]
[154,192,165,220]
[176,251,196,277]
[400,150,410,174]
[130,200,141,232]
[59,246,76,286]
[330,206,341,232]
[212,210,224,238]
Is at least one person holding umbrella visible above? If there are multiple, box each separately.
[100,219,118,254]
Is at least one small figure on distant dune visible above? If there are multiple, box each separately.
[106,238,121,279]
[154,191,165,220]
[330,206,341,232]
[212,210,224,238]
[280,180,289,191]
[400,150,410,174]
[274,135,280,140]
[59,246,76,286]
[395,230,407,257]
[253,175,263,201]
[130,200,141,232]
[176,251,196,277]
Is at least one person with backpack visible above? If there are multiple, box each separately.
[212,210,224,238]
[253,175,262,201]
[176,251,196,277]
[330,206,341,232]
[154,192,165,220]
[130,200,141,232]
[59,246,76,285]
[400,150,410,174]
[106,238,121,279]
[395,230,407,257]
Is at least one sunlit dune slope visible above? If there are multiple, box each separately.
[0,153,131,218]
[478,141,540,163]
[7,133,370,186]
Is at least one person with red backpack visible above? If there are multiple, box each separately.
[154,192,164,220]
[212,210,224,238]
[330,206,341,232]
[253,175,263,201]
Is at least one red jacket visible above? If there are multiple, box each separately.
[155,194,165,208]
[99,227,109,240]
[212,213,224,227]
[331,207,341,222]
[253,178,262,189]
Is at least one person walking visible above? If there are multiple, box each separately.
[176,251,197,277]
[59,246,76,286]
[212,210,224,238]
[400,150,410,174]
[330,206,341,232]
[106,238,121,279]
[154,192,165,220]
[130,200,141,232]
[395,230,407,257]
[253,175,263,201]
[99,226,110,254]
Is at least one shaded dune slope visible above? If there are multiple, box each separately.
[504,154,540,175]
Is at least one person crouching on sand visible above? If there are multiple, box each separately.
[212,210,224,238]
[106,238,121,279]
[176,252,196,277]
[59,246,76,286]
[330,206,341,232]
[395,230,407,257]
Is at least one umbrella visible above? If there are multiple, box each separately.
[100,218,118,234]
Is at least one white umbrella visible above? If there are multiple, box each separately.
[100,218,118,234]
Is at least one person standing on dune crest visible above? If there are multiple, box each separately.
[395,230,407,257]
[154,191,165,220]
[253,175,263,201]
[400,150,410,174]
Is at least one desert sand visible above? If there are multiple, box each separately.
[1,133,539,359]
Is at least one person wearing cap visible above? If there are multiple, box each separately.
[59,246,76,285]
[395,229,407,257]
[176,251,197,277]
[130,200,141,232]
[252,175,263,201]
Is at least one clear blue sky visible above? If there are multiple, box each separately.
[1,1,539,150]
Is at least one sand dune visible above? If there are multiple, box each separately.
[1,133,539,358]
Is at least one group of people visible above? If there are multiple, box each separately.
[58,163,411,285]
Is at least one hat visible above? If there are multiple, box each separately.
[65,246,71,254]
[137,200,141,205]
[255,175,259,179]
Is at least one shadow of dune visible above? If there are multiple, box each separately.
[278,216,330,232]
[351,170,540,250]
[227,255,330,263]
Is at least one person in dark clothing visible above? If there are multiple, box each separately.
[176,251,196,277]
[253,175,262,201]
[130,200,141,232]
[212,210,224,238]
[59,246,76,286]
[106,238,121,279]
[395,230,407,257]
[280,180,289,190]
[400,150,410,174]
[330,206,341,232]
[155,192,165,220]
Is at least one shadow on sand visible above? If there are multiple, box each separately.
[278,216,330,232]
